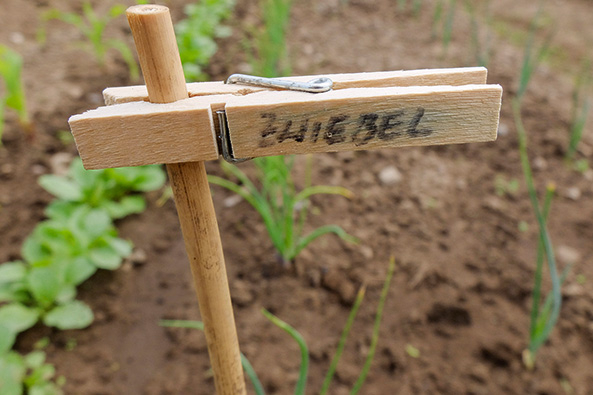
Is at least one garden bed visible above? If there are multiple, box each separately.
[1,0,593,393]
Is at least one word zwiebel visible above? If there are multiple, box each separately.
[259,107,432,148]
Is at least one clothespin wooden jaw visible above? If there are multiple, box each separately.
[69,67,502,169]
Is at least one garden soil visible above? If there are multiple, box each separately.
[2,0,593,394]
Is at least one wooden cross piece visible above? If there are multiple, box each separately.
[68,5,502,394]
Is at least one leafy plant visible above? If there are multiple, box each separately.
[39,2,139,80]
[0,157,166,363]
[0,350,64,395]
[39,158,166,220]
[0,45,31,142]
[0,206,132,334]
[511,1,562,367]
[175,0,236,82]
[209,156,357,265]
[565,58,592,161]
[162,257,396,395]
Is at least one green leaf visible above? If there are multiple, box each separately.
[29,383,62,395]
[24,351,46,369]
[25,361,55,388]
[45,200,77,220]
[21,235,48,265]
[130,166,166,191]
[27,266,63,307]
[103,195,145,219]
[0,262,27,284]
[65,257,96,286]
[55,285,76,304]
[0,282,30,304]
[43,301,93,330]
[38,175,83,201]
[0,324,17,353]
[103,236,132,257]
[82,209,112,238]
[89,246,123,270]
[0,303,40,333]
[0,351,26,395]
[262,309,309,395]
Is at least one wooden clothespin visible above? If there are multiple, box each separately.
[72,66,501,168]
[68,5,501,394]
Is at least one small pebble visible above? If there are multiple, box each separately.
[533,156,547,171]
[49,152,73,176]
[128,248,147,266]
[359,245,374,260]
[497,123,509,137]
[563,187,581,201]
[31,164,46,175]
[223,194,242,208]
[378,165,403,186]
[557,245,580,265]
[9,32,25,44]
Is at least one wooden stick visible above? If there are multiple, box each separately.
[126,5,246,394]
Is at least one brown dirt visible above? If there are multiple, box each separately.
[2,0,593,394]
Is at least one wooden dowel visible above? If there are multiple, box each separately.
[126,5,246,394]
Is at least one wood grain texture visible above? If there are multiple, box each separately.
[127,5,187,103]
[127,5,246,395]
[225,84,502,159]
[68,97,219,169]
[103,66,488,105]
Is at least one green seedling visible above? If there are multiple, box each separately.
[397,0,423,16]
[0,206,132,337]
[512,0,562,366]
[0,350,64,395]
[40,2,139,80]
[175,0,236,82]
[432,0,444,39]
[209,156,357,265]
[566,58,592,161]
[0,45,31,142]
[162,257,395,395]
[494,174,519,197]
[249,0,293,78]
[39,158,166,220]
[464,0,492,66]
[0,157,165,338]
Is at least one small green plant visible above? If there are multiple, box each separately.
[0,156,166,388]
[0,45,31,142]
[397,0,423,16]
[512,1,562,367]
[249,0,293,78]
[175,0,236,82]
[565,58,592,161]
[464,0,492,66]
[162,257,395,394]
[39,158,166,220]
[0,350,64,395]
[432,0,457,55]
[39,2,139,80]
[209,156,357,265]
[0,206,131,334]
[494,174,519,197]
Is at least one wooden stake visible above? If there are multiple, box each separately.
[126,5,245,394]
